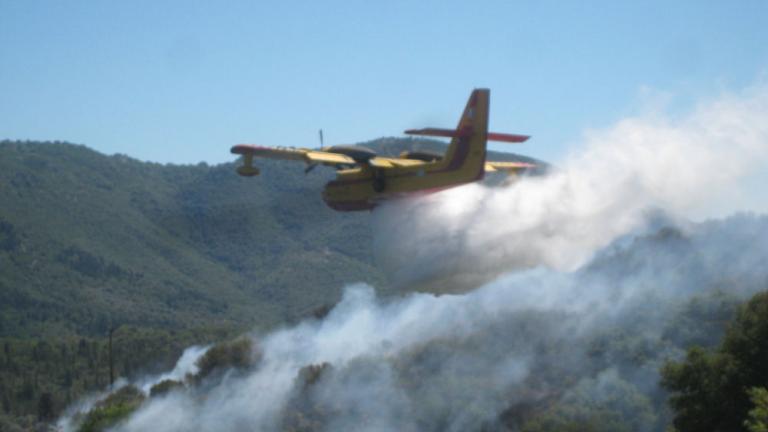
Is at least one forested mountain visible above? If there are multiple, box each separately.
[0,138,538,338]
[2,139,768,431]
[1,140,365,338]
[0,138,541,426]
[26,216,768,432]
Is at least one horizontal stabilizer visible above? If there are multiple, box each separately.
[486,132,529,143]
[404,127,471,138]
[405,128,529,143]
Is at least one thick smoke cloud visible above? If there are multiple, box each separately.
[60,84,768,431]
[374,84,768,292]
[56,346,207,432]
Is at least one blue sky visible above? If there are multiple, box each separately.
[1,0,767,164]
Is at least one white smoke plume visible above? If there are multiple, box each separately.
[135,345,209,394]
[374,83,768,291]
[60,83,768,431]
[56,345,208,432]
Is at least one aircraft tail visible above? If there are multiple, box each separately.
[404,89,490,182]
[436,88,489,181]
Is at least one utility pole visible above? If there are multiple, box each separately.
[108,325,115,389]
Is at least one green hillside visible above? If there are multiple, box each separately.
[0,138,538,339]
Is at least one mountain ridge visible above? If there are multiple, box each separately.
[0,138,543,338]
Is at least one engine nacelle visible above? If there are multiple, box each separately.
[237,165,260,177]
[236,153,260,176]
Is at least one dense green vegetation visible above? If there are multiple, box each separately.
[745,387,768,432]
[268,288,766,432]
[0,139,538,428]
[76,385,145,432]
[0,325,233,429]
[191,336,256,384]
[0,139,537,339]
[661,291,768,432]
[0,140,388,339]
[69,338,265,432]
[4,140,768,431]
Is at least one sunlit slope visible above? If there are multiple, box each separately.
[0,141,371,336]
[0,139,541,337]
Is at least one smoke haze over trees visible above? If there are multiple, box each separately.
[1,83,767,430]
[0,136,536,428]
[50,83,768,431]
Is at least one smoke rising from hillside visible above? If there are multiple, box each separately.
[374,84,768,290]
[61,84,768,431]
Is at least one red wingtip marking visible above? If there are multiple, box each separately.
[231,144,269,154]
[487,133,530,143]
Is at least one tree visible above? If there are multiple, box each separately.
[662,290,768,432]
[37,392,54,421]
[2,392,10,413]
[149,379,183,398]
[745,387,768,432]
[77,385,144,432]
[191,338,257,383]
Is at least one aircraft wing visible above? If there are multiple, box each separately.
[368,157,426,169]
[485,161,536,172]
[231,144,356,165]
[304,150,357,165]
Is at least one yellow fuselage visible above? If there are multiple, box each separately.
[323,89,489,211]
[323,136,487,211]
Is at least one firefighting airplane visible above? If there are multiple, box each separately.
[231,88,534,211]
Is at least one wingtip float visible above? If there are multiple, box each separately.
[231,88,534,212]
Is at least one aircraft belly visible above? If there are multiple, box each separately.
[322,179,375,212]
[322,166,481,212]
